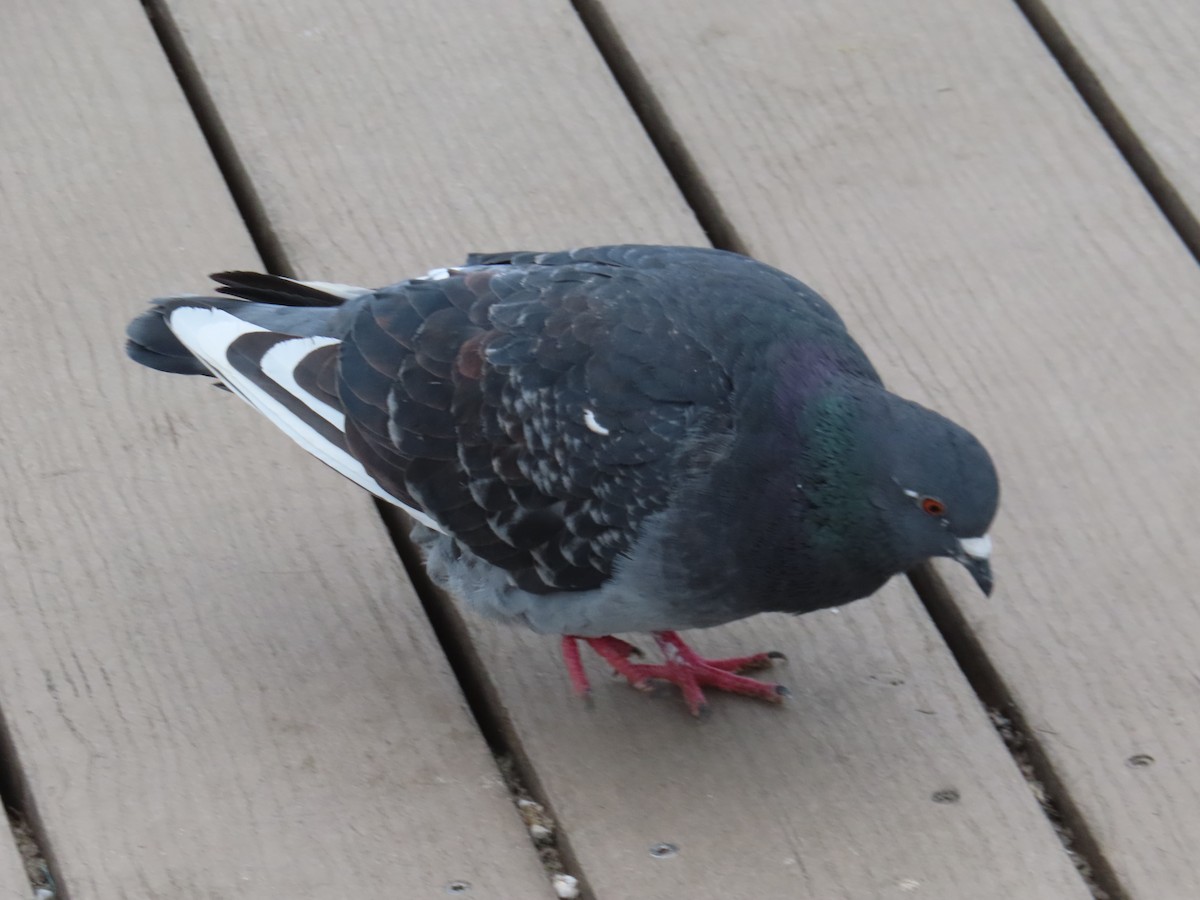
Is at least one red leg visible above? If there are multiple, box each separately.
[580,635,653,691]
[561,635,646,696]
[560,636,590,697]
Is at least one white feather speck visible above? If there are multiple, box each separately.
[583,409,610,436]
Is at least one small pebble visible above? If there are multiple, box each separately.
[516,798,547,825]
[552,873,580,899]
[514,797,556,844]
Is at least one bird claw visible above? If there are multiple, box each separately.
[703,649,786,672]
[562,631,790,715]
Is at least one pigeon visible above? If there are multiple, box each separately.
[126,245,998,715]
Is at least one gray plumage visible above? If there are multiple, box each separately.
[127,245,999,642]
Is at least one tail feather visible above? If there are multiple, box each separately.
[126,273,369,377]
[212,271,368,306]
[126,297,240,376]
[125,271,446,532]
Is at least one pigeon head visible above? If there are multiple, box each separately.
[865,393,1000,594]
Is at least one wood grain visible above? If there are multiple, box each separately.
[1025,0,1200,248]
[586,0,1200,894]
[0,2,550,897]
[154,0,1092,895]
[152,0,698,284]
[0,825,26,900]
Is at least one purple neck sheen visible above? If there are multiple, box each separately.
[770,339,847,416]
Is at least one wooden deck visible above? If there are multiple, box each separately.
[2,0,1197,897]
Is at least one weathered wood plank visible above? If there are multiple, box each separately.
[0,2,550,897]
[583,0,1200,894]
[460,600,1095,899]
[1025,0,1200,248]
[0,823,27,900]
[155,0,1092,896]
[150,0,698,280]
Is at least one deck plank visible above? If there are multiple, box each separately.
[1028,0,1200,247]
[152,0,1092,896]
[583,0,1200,894]
[0,2,551,897]
[0,825,26,900]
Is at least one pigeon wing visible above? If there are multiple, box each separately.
[338,258,734,593]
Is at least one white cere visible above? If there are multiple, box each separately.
[959,533,993,560]
[583,408,611,436]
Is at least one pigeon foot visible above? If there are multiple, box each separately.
[561,631,788,716]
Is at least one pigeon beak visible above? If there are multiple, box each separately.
[956,534,994,596]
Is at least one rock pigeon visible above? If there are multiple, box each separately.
[126,245,998,715]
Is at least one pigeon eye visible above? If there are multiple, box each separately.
[921,497,947,517]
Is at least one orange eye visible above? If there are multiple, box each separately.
[921,497,947,517]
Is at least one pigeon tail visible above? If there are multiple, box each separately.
[125,274,368,376]
[127,296,248,375]
[210,271,368,307]
[135,300,444,531]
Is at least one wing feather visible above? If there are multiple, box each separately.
[165,306,444,532]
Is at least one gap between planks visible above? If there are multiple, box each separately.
[0,704,60,899]
[1008,0,1200,263]
[378,504,595,900]
[140,0,291,275]
[910,566,1123,900]
[568,0,743,254]
[566,1,1129,898]
[138,4,581,896]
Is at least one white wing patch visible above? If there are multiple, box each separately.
[166,306,444,532]
[259,336,345,429]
